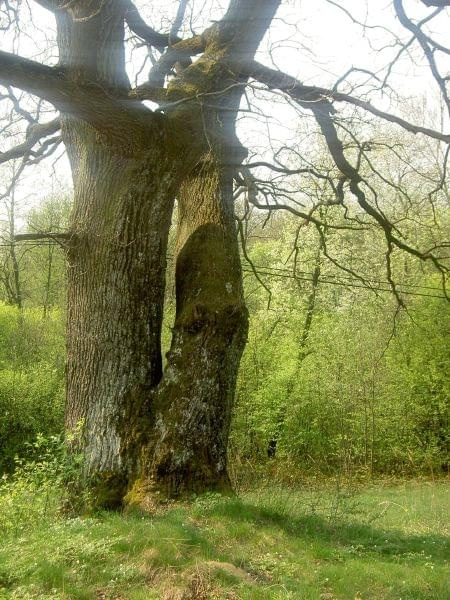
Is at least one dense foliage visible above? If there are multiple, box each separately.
[0,200,448,477]
[232,273,449,475]
[0,305,65,473]
[229,206,449,476]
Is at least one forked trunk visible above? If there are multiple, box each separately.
[55,0,277,507]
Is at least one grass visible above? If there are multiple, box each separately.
[0,479,448,599]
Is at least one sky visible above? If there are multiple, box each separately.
[0,0,449,227]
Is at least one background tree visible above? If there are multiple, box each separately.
[0,168,23,310]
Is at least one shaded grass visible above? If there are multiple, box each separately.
[0,480,448,599]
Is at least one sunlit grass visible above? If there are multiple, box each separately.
[0,481,448,599]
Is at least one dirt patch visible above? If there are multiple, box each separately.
[159,560,254,599]
[202,561,255,585]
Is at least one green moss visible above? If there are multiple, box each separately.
[123,477,151,507]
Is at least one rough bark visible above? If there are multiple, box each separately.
[65,147,180,505]
[53,2,184,505]
[121,0,281,502]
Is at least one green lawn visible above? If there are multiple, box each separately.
[0,480,448,599]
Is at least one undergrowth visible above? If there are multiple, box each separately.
[0,441,448,599]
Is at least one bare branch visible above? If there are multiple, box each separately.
[120,0,180,48]
[236,60,450,144]
[393,0,450,114]
[0,118,60,165]
[146,33,206,88]
[309,103,449,281]
[170,0,190,42]
[237,217,272,307]
[421,1,450,7]
[0,51,73,108]
[14,232,71,241]
[0,51,159,145]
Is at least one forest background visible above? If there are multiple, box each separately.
[1,168,448,479]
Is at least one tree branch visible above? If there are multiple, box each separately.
[14,231,72,250]
[120,0,181,48]
[170,0,189,43]
[0,51,160,146]
[421,1,450,6]
[236,60,450,144]
[0,51,73,109]
[14,232,71,242]
[0,118,60,165]
[393,0,450,114]
[145,33,207,88]
[309,103,449,287]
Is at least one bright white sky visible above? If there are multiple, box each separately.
[0,0,449,226]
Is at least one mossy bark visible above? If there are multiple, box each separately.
[55,2,182,504]
[65,146,179,505]
[129,157,248,499]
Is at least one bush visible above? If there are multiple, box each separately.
[0,431,89,539]
[231,282,450,477]
[0,304,65,474]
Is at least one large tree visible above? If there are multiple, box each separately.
[0,0,448,507]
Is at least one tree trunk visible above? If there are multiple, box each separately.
[8,182,23,311]
[65,141,179,505]
[42,244,54,319]
[267,249,321,459]
[55,2,184,506]
[126,156,248,501]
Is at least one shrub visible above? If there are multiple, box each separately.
[0,431,88,538]
[0,304,65,473]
